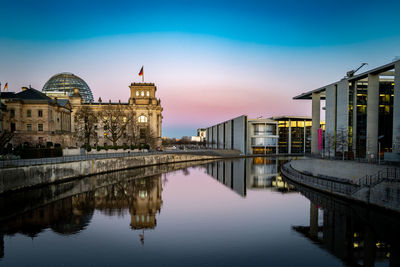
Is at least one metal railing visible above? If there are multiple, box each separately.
[281,163,359,195]
[0,149,218,168]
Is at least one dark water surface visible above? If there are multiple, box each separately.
[0,157,399,266]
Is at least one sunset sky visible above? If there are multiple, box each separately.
[1,0,400,137]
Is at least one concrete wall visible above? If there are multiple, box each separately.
[325,85,336,156]
[0,153,220,194]
[336,80,349,149]
[212,126,218,149]
[225,121,232,150]
[232,115,247,154]
[218,123,224,149]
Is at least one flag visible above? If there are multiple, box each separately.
[3,83,7,91]
[138,66,144,76]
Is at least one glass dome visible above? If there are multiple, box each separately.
[42,72,94,103]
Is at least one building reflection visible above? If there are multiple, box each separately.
[290,180,400,266]
[206,157,296,196]
[0,174,163,257]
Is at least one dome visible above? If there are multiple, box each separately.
[42,72,94,103]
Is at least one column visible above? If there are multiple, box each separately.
[366,74,379,158]
[303,120,306,153]
[311,92,321,154]
[309,202,318,237]
[276,123,279,154]
[288,119,292,154]
[392,62,400,153]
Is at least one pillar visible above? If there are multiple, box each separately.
[309,202,318,237]
[311,93,321,154]
[366,74,379,158]
[303,120,306,153]
[392,62,400,153]
[288,119,292,154]
[276,123,279,154]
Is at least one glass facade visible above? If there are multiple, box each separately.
[42,72,94,103]
[277,119,312,154]
[355,81,367,158]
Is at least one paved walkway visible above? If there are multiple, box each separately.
[290,158,396,181]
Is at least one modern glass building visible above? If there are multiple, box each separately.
[42,72,94,103]
[294,59,399,161]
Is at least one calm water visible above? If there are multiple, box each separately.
[0,157,399,266]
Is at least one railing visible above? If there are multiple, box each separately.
[281,163,359,195]
[356,168,400,186]
[0,149,217,168]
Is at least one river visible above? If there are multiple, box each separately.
[0,157,399,266]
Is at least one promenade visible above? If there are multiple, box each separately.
[282,158,400,212]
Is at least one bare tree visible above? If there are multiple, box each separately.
[140,125,157,147]
[99,104,134,146]
[336,128,349,160]
[74,105,98,147]
[324,132,335,159]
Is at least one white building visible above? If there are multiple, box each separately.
[205,115,278,154]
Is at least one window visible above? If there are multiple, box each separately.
[10,123,16,132]
[146,91,150,97]
[140,128,146,139]
[27,110,31,117]
[138,115,147,123]
[38,110,43,117]
[27,124,32,131]
[141,91,144,97]
[136,91,139,96]
[10,109,15,118]
[38,124,43,132]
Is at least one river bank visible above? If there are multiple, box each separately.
[282,158,400,212]
[0,150,242,194]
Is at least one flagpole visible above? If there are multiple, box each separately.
[142,66,144,83]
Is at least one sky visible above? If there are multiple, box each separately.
[0,0,400,137]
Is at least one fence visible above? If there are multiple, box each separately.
[0,150,218,168]
[281,163,359,195]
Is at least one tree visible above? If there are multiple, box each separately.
[324,132,335,159]
[74,106,98,147]
[99,104,134,146]
[335,128,349,160]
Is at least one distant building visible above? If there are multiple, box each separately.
[294,59,399,161]
[0,87,72,147]
[197,128,206,142]
[205,115,278,154]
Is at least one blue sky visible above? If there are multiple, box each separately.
[1,0,400,137]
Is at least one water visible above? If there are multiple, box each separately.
[0,157,399,266]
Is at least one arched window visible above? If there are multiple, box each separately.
[141,91,144,96]
[136,91,139,96]
[146,91,150,97]
[138,115,148,123]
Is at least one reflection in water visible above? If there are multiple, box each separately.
[287,178,400,266]
[0,175,163,256]
[206,157,296,196]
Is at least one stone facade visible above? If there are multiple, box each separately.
[68,82,163,147]
[1,87,72,147]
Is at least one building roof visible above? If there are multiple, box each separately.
[293,59,400,100]
[270,116,312,121]
[1,88,71,109]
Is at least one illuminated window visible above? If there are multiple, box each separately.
[139,190,148,198]
[136,91,139,96]
[138,115,147,123]
[141,91,144,96]
[146,91,150,97]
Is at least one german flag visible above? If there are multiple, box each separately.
[138,66,144,76]
[3,83,7,91]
